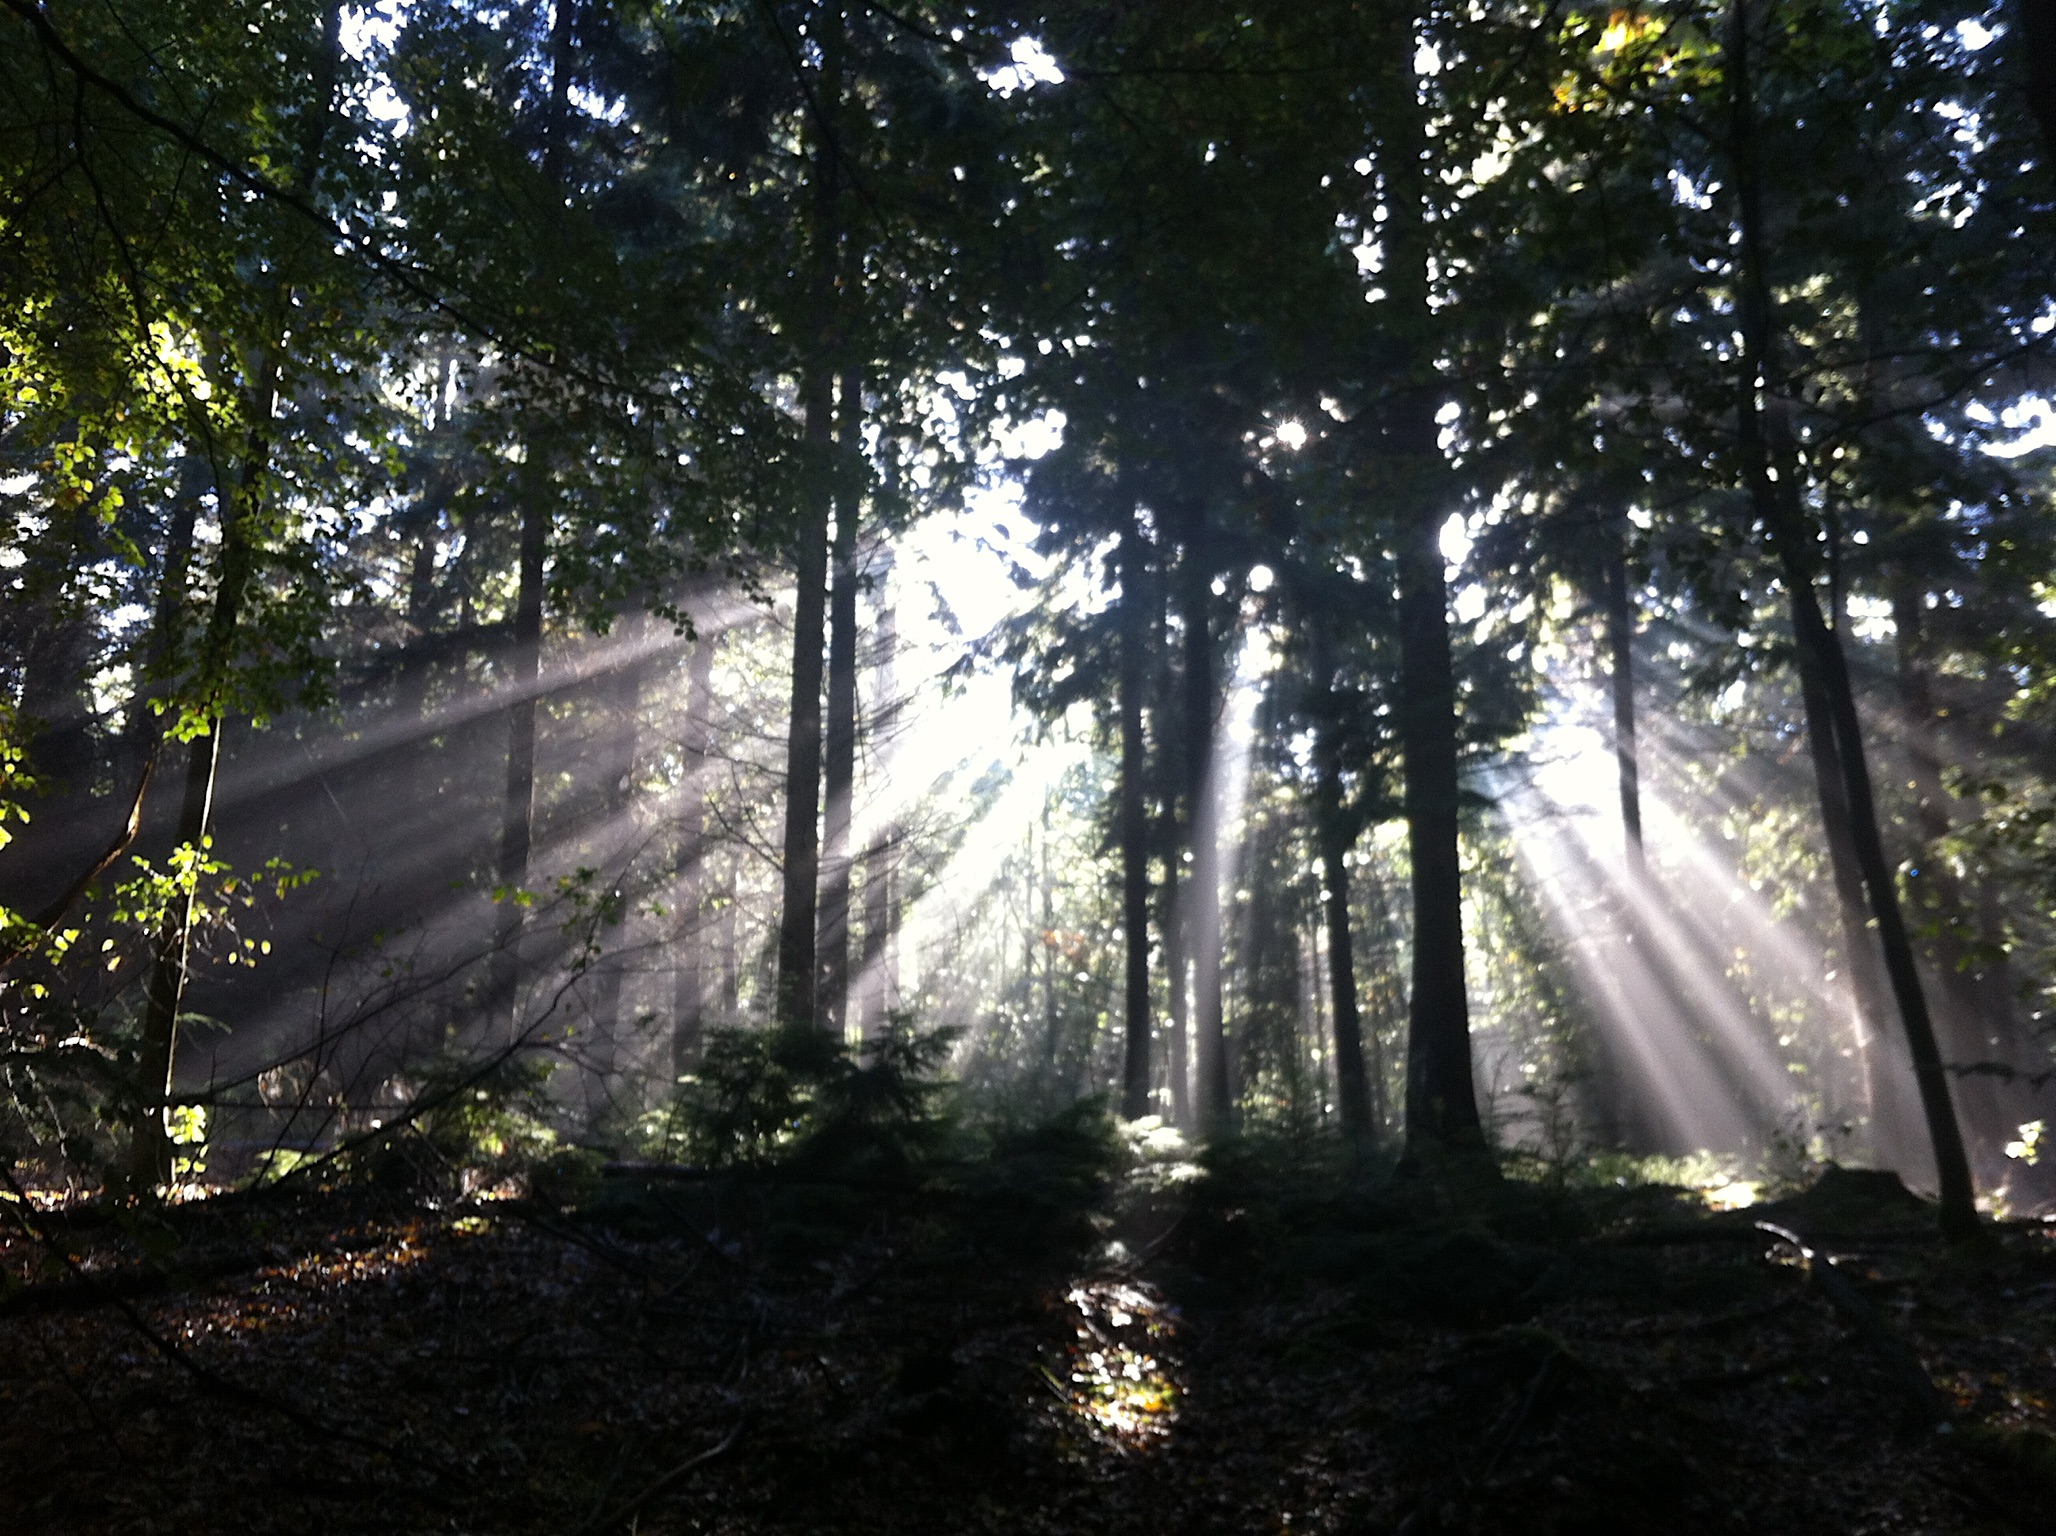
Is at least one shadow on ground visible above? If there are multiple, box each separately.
[6,1138,2056,1533]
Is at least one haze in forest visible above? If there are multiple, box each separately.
[5,0,2056,1244]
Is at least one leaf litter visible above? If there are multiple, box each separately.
[6,1159,2056,1532]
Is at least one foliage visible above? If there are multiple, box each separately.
[0,845,313,1181]
[352,1052,562,1196]
[660,1016,963,1178]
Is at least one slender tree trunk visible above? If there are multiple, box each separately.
[1305,908,1334,1122]
[857,550,899,1037]
[1362,866,1396,1134]
[1154,588,1191,1124]
[1602,529,1645,872]
[673,619,717,1076]
[1309,610,1372,1137]
[1803,497,1895,1055]
[128,728,220,1188]
[489,0,575,1039]
[0,451,201,955]
[584,614,646,1083]
[1728,0,1977,1238]
[1393,490,1477,1150]
[857,832,895,1035]
[1180,528,1229,1131]
[490,487,548,1034]
[1118,523,1154,1120]
[1372,18,1481,1156]
[1790,595,1897,1034]
[776,373,833,1032]
[126,3,352,1187]
[128,66,340,1185]
[774,8,843,1034]
[817,369,862,1034]
[131,360,288,1189]
[1893,584,2020,1175]
[1040,798,1060,1077]
[130,454,207,748]
[719,853,740,1022]
[1892,586,1984,1032]
[392,495,444,756]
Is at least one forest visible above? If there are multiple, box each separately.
[6,0,2056,1529]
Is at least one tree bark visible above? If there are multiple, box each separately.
[1117,522,1154,1120]
[488,0,576,1039]
[856,549,899,1038]
[1892,586,1983,1034]
[489,484,549,1035]
[775,371,833,1032]
[129,2,346,1187]
[1602,527,1645,872]
[1309,608,1372,1137]
[817,368,862,1034]
[774,5,843,1034]
[1154,584,1190,1124]
[1727,0,1977,1238]
[583,613,646,1083]
[128,726,220,1188]
[673,617,717,1076]
[1040,797,1060,1077]
[1179,525,1229,1132]
[1377,44,1482,1153]
[1893,583,2025,1178]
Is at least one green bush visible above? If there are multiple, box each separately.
[663,1015,962,1180]
[353,1052,559,1194]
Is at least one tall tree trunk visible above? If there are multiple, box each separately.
[1180,527,1229,1131]
[1393,491,1476,1151]
[129,2,346,1187]
[1117,523,1154,1120]
[1728,0,1977,1238]
[1362,866,1397,1134]
[4,451,202,952]
[776,371,833,1033]
[1801,495,1895,1063]
[584,613,646,1084]
[1040,798,1060,1076]
[857,550,899,1038]
[490,485,548,1035]
[1153,584,1190,1124]
[1894,583,2020,1176]
[1377,42,1481,1153]
[1892,586,1984,1033]
[133,382,278,1187]
[774,6,843,1034]
[673,618,717,1076]
[817,369,862,1034]
[1790,594,1897,1047]
[719,853,740,1023]
[129,726,221,1189]
[1309,608,1372,1137]
[392,488,445,768]
[489,0,575,1039]
[1601,527,1645,872]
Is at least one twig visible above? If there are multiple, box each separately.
[579,1422,741,1533]
[0,1168,467,1487]
[0,1246,265,1319]
[1756,1220,1949,1433]
[1616,1295,1801,1338]
[1476,1349,1563,1479]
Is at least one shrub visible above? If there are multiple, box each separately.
[664,1015,963,1179]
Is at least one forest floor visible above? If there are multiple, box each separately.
[7,1140,2056,1535]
